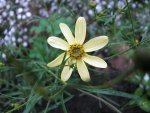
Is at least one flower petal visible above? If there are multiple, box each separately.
[47,36,69,50]
[61,61,73,82]
[75,17,86,44]
[83,36,109,52]
[83,54,107,68]
[77,59,90,82]
[47,53,65,67]
[59,23,75,45]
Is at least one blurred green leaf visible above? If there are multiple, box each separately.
[138,97,150,112]
[23,94,42,113]
[104,14,116,25]
[82,88,138,99]
[135,88,144,96]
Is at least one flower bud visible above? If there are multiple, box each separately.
[89,0,97,8]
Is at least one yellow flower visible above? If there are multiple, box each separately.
[47,17,109,82]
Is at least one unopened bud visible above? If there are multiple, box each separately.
[89,0,97,8]
[119,8,125,13]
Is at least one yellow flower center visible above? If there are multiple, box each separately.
[68,44,84,59]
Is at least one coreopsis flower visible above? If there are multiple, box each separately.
[47,17,109,82]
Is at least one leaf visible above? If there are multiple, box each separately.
[40,18,49,27]
[83,88,138,99]
[134,88,144,96]
[40,95,74,113]
[104,14,116,25]
[23,94,42,113]
[138,97,150,112]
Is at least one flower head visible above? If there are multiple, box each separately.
[47,17,109,82]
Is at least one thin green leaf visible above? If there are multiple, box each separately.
[23,94,42,113]
[83,88,138,99]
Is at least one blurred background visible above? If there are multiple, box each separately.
[0,0,150,113]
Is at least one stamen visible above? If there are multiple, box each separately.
[68,44,84,59]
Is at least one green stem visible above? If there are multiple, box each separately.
[77,89,122,113]
[6,102,27,113]
[72,67,134,89]
[125,0,136,38]
[37,63,62,82]
[48,84,67,100]
[104,47,134,60]
[44,100,51,113]
[61,93,68,113]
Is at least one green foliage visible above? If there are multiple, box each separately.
[82,88,138,99]
[30,14,71,35]
[1,0,150,113]
[128,72,150,113]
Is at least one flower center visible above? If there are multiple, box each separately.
[68,44,84,59]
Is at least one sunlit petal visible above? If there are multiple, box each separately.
[47,53,66,67]
[61,61,73,82]
[47,36,69,50]
[83,54,107,68]
[59,23,75,45]
[77,59,90,82]
[83,36,109,52]
[75,17,86,44]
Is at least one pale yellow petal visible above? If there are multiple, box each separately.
[83,36,109,52]
[83,54,107,68]
[61,61,73,82]
[59,23,75,45]
[47,53,65,67]
[75,17,86,44]
[47,36,69,50]
[77,59,90,82]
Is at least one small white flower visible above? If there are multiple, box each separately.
[88,10,94,16]
[96,4,102,12]
[4,35,10,41]
[15,0,19,4]
[17,38,22,43]
[12,36,16,42]
[144,73,149,82]
[2,11,7,18]
[17,14,22,19]
[22,15,26,19]
[22,41,28,47]
[6,4,10,9]
[26,12,32,17]
[4,29,8,34]
[2,53,6,59]
[17,7,23,14]
[9,20,16,26]
[23,35,28,40]
[10,27,16,33]
[9,11,15,17]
